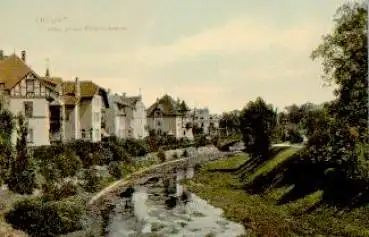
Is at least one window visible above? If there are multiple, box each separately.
[27,128,33,143]
[24,101,33,118]
[26,79,34,92]
[94,112,100,123]
[157,121,161,126]
[90,128,93,139]
[81,129,86,139]
[183,130,186,136]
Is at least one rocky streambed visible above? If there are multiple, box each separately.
[105,165,246,237]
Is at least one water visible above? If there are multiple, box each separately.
[107,166,246,237]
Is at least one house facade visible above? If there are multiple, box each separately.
[191,108,220,136]
[0,51,62,146]
[0,49,110,146]
[59,79,109,143]
[146,94,194,140]
[105,93,148,139]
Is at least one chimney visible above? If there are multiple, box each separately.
[75,77,80,97]
[0,50,3,60]
[45,68,50,77]
[21,50,26,62]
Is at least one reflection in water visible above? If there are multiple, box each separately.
[119,186,135,211]
[107,166,246,237]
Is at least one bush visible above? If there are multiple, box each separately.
[36,146,82,183]
[123,138,149,157]
[56,150,83,178]
[83,169,101,193]
[5,197,85,237]
[42,181,78,201]
[182,149,189,157]
[109,142,130,163]
[172,152,179,160]
[70,140,94,165]
[108,161,123,179]
[157,149,166,163]
[287,128,304,144]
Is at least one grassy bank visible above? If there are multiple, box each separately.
[185,147,369,237]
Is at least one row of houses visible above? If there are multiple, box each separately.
[0,50,220,147]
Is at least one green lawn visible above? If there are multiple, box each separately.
[185,148,369,237]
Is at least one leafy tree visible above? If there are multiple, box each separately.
[311,1,368,141]
[284,104,304,125]
[192,123,204,137]
[308,1,368,180]
[240,97,277,159]
[6,114,37,194]
[219,110,241,136]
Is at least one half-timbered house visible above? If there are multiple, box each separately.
[0,50,64,146]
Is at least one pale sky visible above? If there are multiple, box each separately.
[1,0,351,114]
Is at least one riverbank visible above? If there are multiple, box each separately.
[185,148,369,237]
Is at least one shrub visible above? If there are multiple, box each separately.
[108,161,123,179]
[157,148,166,163]
[124,138,149,157]
[55,150,83,178]
[286,127,304,144]
[42,181,78,202]
[108,142,130,163]
[40,162,61,183]
[71,140,94,165]
[182,149,189,158]
[172,152,179,160]
[92,143,114,165]
[83,168,102,193]
[5,197,85,237]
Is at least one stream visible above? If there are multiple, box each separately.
[106,165,246,237]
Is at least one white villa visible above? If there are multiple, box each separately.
[192,108,220,136]
[105,92,148,139]
[146,94,194,140]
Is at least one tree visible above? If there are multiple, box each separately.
[308,1,368,179]
[0,101,14,184]
[240,97,277,159]
[284,104,304,125]
[219,110,241,136]
[6,114,37,194]
[311,1,368,141]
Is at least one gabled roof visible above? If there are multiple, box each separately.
[0,54,53,90]
[122,95,142,108]
[62,80,100,98]
[110,94,132,108]
[42,77,63,87]
[63,80,109,107]
[146,94,190,117]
